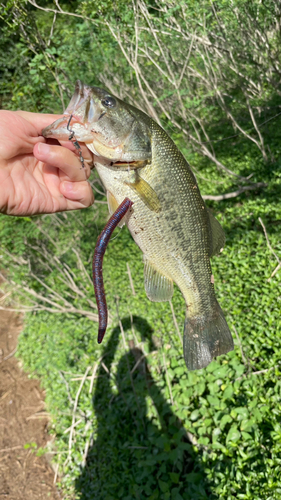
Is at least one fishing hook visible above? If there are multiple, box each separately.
[66,114,85,169]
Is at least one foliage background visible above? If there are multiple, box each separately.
[1,1,281,499]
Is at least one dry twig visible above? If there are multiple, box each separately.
[65,366,91,464]
[126,263,136,296]
[236,365,276,382]
[0,347,17,363]
[259,217,281,280]
[169,301,182,344]
[162,351,174,406]
[203,183,266,201]
[231,324,248,367]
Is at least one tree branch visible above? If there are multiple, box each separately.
[202,183,266,201]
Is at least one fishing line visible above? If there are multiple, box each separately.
[108,227,124,242]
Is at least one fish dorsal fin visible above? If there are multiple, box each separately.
[124,175,161,213]
[208,209,225,257]
[144,258,173,302]
[107,191,125,228]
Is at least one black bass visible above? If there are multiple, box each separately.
[43,80,234,370]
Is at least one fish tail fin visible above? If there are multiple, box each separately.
[183,301,234,371]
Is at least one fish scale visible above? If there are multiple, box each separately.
[42,80,234,371]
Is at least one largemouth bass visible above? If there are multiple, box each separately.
[43,80,234,370]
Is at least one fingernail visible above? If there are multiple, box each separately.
[37,142,50,155]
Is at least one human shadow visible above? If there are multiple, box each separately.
[75,316,211,500]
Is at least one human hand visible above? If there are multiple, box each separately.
[0,110,95,216]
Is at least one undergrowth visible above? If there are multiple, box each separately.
[1,146,281,499]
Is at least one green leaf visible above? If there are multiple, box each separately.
[222,385,234,399]
[219,414,232,429]
[196,382,206,395]
[207,395,220,407]
[169,472,180,484]
[158,480,169,493]
[226,425,241,443]
[213,365,229,378]
[233,407,249,420]
[190,409,200,421]
[241,432,252,441]
[240,419,256,432]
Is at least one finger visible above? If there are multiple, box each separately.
[17,111,94,165]
[34,142,91,181]
[16,111,64,135]
[58,140,94,165]
[60,180,95,208]
[0,111,47,159]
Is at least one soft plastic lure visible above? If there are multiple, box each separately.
[92,197,133,343]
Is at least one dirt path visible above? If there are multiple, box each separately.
[0,307,61,500]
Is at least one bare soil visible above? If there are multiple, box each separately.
[0,307,61,500]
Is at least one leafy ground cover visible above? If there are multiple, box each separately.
[1,1,281,498]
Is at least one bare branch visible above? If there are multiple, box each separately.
[0,271,99,322]
[65,365,91,464]
[0,347,17,364]
[126,263,136,296]
[246,95,267,161]
[47,12,57,47]
[231,323,249,367]
[258,217,281,280]
[27,0,99,25]
[162,351,174,406]
[202,183,266,201]
[236,365,277,381]
[89,357,103,394]
[169,301,182,344]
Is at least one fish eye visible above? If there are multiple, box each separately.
[101,96,116,108]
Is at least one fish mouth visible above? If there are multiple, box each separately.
[42,80,138,162]
[64,80,101,121]
[42,80,102,143]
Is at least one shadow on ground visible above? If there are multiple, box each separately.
[75,316,211,500]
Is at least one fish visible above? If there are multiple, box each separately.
[42,80,234,370]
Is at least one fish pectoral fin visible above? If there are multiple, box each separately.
[208,209,225,257]
[144,259,173,302]
[124,177,161,213]
[107,190,119,215]
[107,191,125,228]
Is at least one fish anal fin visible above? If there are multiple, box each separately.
[124,177,161,213]
[208,209,225,257]
[144,259,173,302]
[107,191,125,228]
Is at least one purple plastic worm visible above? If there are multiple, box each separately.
[93,197,134,344]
